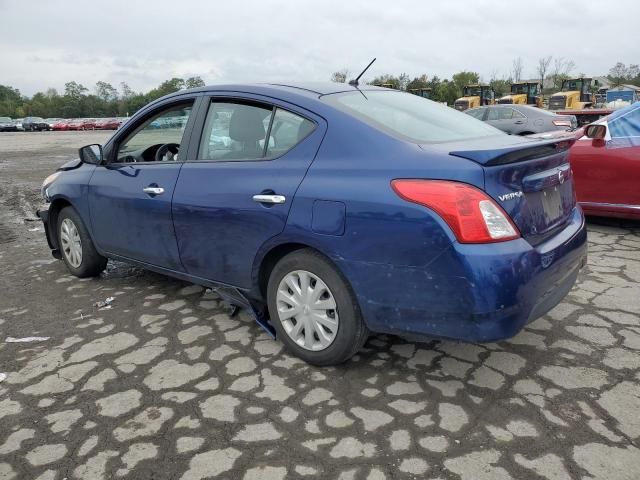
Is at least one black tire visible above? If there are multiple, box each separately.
[267,249,369,366]
[57,206,107,277]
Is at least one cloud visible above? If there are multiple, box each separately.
[0,0,637,95]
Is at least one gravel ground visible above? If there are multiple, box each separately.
[0,131,639,480]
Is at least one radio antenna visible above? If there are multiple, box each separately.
[349,58,376,87]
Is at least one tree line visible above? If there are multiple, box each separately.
[332,59,640,104]
[0,76,205,119]
[2,58,638,118]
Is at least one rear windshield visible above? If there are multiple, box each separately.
[323,90,504,143]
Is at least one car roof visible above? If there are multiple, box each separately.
[160,82,391,101]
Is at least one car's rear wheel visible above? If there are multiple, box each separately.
[57,206,107,278]
[267,249,368,366]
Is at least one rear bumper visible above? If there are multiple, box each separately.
[338,206,587,342]
[36,208,61,259]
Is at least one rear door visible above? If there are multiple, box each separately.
[486,107,516,134]
[172,94,326,288]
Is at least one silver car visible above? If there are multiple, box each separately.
[466,104,577,135]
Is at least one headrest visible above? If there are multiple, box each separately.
[229,105,265,142]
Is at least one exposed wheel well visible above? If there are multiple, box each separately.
[257,243,312,298]
[47,199,72,250]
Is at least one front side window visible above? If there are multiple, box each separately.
[198,101,314,161]
[116,102,193,163]
[324,91,502,144]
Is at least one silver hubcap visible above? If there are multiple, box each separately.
[276,270,339,351]
[60,218,82,268]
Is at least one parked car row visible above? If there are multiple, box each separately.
[52,117,128,131]
[0,117,128,132]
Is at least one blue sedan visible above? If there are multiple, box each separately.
[38,82,587,365]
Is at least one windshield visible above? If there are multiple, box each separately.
[562,79,585,92]
[324,90,503,143]
[511,84,526,94]
[463,86,482,97]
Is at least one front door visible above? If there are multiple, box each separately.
[572,107,640,210]
[88,100,196,270]
[172,96,325,288]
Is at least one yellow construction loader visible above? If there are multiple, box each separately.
[454,84,495,111]
[497,82,542,107]
[408,88,432,99]
[548,78,594,110]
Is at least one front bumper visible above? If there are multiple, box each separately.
[338,207,588,342]
[36,208,61,259]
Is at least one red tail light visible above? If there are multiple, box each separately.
[391,180,520,243]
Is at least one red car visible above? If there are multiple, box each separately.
[81,119,97,130]
[66,119,85,131]
[95,118,122,130]
[569,102,640,220]
[52,119,70,131]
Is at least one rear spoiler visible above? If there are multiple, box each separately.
[449,138,575,166]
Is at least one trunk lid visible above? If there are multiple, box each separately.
[427,136,577,244]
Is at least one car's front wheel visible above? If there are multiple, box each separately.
[267,249,368,366]
[57,206,107,278]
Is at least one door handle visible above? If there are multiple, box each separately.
[253,194,286,204]
[514,120,525,125]
[143,186,165,195]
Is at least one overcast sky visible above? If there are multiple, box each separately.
[1,0,637,96]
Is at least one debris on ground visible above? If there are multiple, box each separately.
[6,336,50,343]
[0,373,6,383]
[93,296,115,310]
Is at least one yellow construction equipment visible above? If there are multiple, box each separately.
[454,84,495,111]
[497,82,542,107]
[548,78,594,110]
[409,88,432,99]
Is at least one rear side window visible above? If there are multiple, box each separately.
[466,108,484,120]
[266,108,315,157]
[488,108,513,121]
[324,90,503,143]
[198,101,314,161]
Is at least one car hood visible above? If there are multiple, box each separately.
[57,158,83,171]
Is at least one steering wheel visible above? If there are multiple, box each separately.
[155,143,180,162]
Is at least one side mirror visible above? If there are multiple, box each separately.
[585,124,606,147]
[79,144,103,164]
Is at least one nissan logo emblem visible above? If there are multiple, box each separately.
[558,170,565,184]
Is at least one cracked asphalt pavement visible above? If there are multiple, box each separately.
[1,131,639,479]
